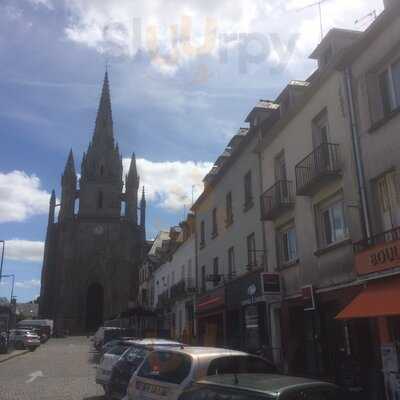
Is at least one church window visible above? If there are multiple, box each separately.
[98,191,103,209]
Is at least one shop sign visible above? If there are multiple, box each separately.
[197,287,225,313]
[355,240,400,275]
[302,285,316,311]
[244,305,259,328]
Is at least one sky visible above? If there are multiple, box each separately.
[0,0,384,302]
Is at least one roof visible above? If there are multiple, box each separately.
[198,374,338,396]
[148,231,170,256]
[245,100,280,122]
[309,28,362,59]
[152,346,248,357]
[132,338,182,346]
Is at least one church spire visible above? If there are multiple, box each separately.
[126,152,138,186]
[93,70,114,145]
[62,149,76,185]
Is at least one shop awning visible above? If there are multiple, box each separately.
[336,276,400,320]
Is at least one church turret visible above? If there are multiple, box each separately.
[59,150,76,221]
[140,186,146,235]
[125,152,139,224]
[78,71,123,218]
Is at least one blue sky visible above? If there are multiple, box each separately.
[0,0,383,302]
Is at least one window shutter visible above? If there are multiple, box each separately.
[390,171,400,205]
[366,72,384,125]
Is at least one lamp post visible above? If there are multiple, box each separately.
[1,274,15,304]
[0,240,5,283]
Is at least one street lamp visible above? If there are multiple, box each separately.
[0,240,4,283]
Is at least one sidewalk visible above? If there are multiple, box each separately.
[0,349,29,363]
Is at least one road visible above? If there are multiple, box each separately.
[0,336,104,400]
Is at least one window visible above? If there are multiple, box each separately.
[228,246,236,278]
[97,190,103,209]
[226,191,233,226]
[375,171,400,231]
[212,208,218,238]
[278,224,298,265]
[213,257,219,287]
[201,265,206,293]
[207,355,275,375]
[247,233,256,269]
[137,351,192,385]
[379,59,400,116]
[244,170,253,210]
[317,196,348,247]
[200,220,205,248]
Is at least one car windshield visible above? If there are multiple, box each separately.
[124,346,148,363]
[107,344,130,356]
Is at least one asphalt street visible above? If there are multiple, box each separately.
[0,336,104,400]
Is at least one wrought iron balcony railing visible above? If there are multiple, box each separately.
[295,143,341,196]
[353,226,400,253]
[260,180,295,220]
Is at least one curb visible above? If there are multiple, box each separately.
[0,350,30,364]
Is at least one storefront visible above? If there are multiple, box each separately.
[336,236,400,399]
[225,270,280,353]
[196,287,226,347]
[280,282,384,397]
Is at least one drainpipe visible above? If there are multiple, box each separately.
[256,129,268,272]
[343,66,372,240]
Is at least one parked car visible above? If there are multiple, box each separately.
[96,340,138,392]
[93,327,125,351]
[9,329,41,351]
[107,338,183,400]
[125,347,276,400]
[178,374,342,400]
[101,337,136,356]
[0,332,8,354]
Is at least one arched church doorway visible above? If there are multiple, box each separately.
[86,283,104,331]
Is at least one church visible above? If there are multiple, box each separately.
[39,72,147,333]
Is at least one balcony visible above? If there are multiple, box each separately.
[295,143,341,196]
[260,180,295,220]
[170,278,196,301]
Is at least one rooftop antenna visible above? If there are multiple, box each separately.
[295,0,331,41]
[355,10,377,27]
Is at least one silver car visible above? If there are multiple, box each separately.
[9,329,41,351]
[126,347,276,400]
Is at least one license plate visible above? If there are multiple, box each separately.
[135,381,169,397]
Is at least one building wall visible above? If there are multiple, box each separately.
[260,71,363,296]
[350,9,400,235]
[195,133,265,292]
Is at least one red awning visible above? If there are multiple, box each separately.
[336,276,400,320]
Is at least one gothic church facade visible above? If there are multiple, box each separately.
[39,73,146,332]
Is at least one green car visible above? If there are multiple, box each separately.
[178,373,342,400]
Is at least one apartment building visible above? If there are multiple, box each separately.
[152,216,196,341]
[335,1,400,397]
[254,2,400,397]
[191,119,271,349]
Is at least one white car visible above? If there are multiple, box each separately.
[96,340,136,391]
[125,347,276,400]
[9,329,41,351]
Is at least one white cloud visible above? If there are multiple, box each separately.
[15,279,41,289]
[123,158,212,212]
[5,239,44,263]
[63,0,383,76]
[0,171,51,223]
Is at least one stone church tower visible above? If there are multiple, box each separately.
[39,72,146,332]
